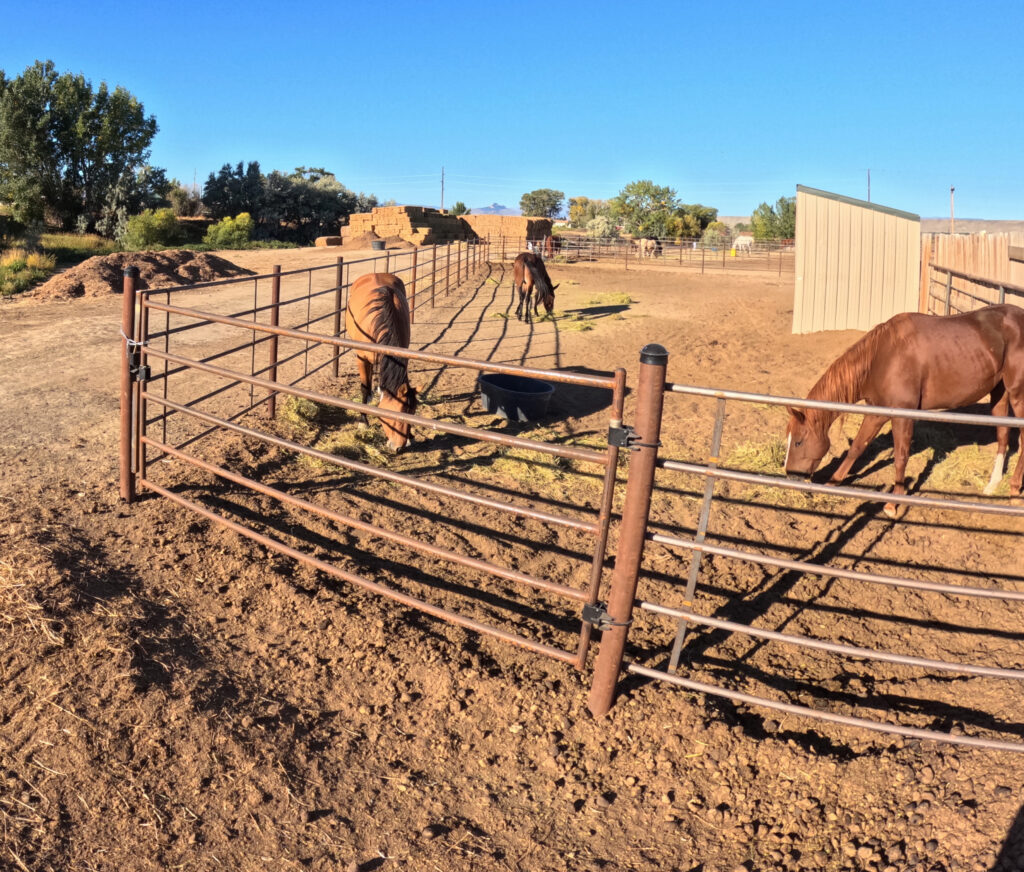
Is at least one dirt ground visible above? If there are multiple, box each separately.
[1,247,1023,872]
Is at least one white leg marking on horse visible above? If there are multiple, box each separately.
[984,450,1006,495]
[784,434,792,469]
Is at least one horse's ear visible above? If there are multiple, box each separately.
[787,407,805,425]
[552,284,560,292]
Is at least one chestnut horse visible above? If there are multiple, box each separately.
[344,272,417,452]
[785,304,1024,517]
[512,251,558,323]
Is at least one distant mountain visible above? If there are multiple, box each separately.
[921,218,1024,234]
[471,203,520,215]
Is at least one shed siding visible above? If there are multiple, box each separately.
[793,186,920,334]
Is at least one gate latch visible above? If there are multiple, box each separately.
[582,601,632,631]
[608,424,660,452]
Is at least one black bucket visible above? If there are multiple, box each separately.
[478,373,555,422]
[370,240,386,251]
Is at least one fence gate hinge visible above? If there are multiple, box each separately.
[582,601,632,631]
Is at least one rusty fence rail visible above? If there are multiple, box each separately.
[588,362,1024,752]
[925,263,1024,315]
[120,270,1024,751]
[484,234,795,275]
[120,254,628,669]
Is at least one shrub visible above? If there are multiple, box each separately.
[40,232,116,263]
[0,246,56,297]
[203,212,254,249]
[119,208,183,250]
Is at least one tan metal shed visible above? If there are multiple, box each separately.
[792,185,921,334]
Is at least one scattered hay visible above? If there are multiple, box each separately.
[926,444,1013,495]
[588,292,633,306]
[305,426,390,468]
[726,437,787,474]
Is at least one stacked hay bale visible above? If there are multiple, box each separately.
[340,207,554,247]
[341,206,476,246]
[462,214,552,241]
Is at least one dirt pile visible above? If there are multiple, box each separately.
[33,250,253,300]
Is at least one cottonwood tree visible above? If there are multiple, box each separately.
[519,188,564,218]
[751,196,796,240]
[609,180,679,237]
[0,60,159,230]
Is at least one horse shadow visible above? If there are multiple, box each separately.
[992,802,1024,870]
[560,303,630,320]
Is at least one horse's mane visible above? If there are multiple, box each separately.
[804,317,903,431]
[525,257,554,301]
[364,284,414,404]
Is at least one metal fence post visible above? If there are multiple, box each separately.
[945,272,953,315]
[267,265,281,418]
[410,247,418,325]
[446,243,452,296]
[332,257,344,378]
[588,344,668,717]
[119,266,139,503]
[431,244,438,309]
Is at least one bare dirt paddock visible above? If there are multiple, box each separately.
[1,248,1023,872]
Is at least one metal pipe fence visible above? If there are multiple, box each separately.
[484,234,795,276]
[925,263,1024,315]
[119,251,628,671]
[118,259,1024,752]
[589,365,1024,751]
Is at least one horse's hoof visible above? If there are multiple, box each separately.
[883,502,904,519]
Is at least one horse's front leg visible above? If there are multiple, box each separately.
[985,383,1009,495]
[829,413,887,484]
[884,417,914,519]
[356,354,374,427]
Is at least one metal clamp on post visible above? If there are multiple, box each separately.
[582,602,632,631]
[121,329,150,382]
[608,423,660,452]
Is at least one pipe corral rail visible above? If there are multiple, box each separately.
[119,251,1024,752]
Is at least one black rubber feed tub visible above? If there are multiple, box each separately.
[478,373,555,422]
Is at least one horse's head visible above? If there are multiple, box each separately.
[379,381,418,452]
[541,284,559,314]
[784,407,830,477]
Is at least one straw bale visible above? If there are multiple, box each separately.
[315,236,343,247]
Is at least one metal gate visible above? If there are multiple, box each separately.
[587,346,1024,752]
[119,247,625,670]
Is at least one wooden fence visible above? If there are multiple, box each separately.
[920,231,1024,310]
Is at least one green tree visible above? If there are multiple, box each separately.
[519,188,564,218]
[168,181,203,217]
[119,207,182,250]
[0,60,159,230]
[568,197,607,228]
[202,161,264,220]
[203,212,255,248]
[450,201,470,216]
[95,165,172,239]
[702,220,731,247]
[609,180,679,237]
[750,196,796,241]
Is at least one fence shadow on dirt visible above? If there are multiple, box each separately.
[618,496,1024,757]
[992,802,1024,870]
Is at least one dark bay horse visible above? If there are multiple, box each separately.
[344,272,417,452]
[512,251,558,323]
[785,304,1024,516]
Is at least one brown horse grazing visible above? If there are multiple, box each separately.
[344,272,417,452]
[512,251,558,323]
[785,304,1024,517]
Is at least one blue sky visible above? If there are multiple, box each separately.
[3,0,1022,219]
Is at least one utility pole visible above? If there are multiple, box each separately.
[441,166,445,212]
[950,185,955,235]
[866,169,871,202]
